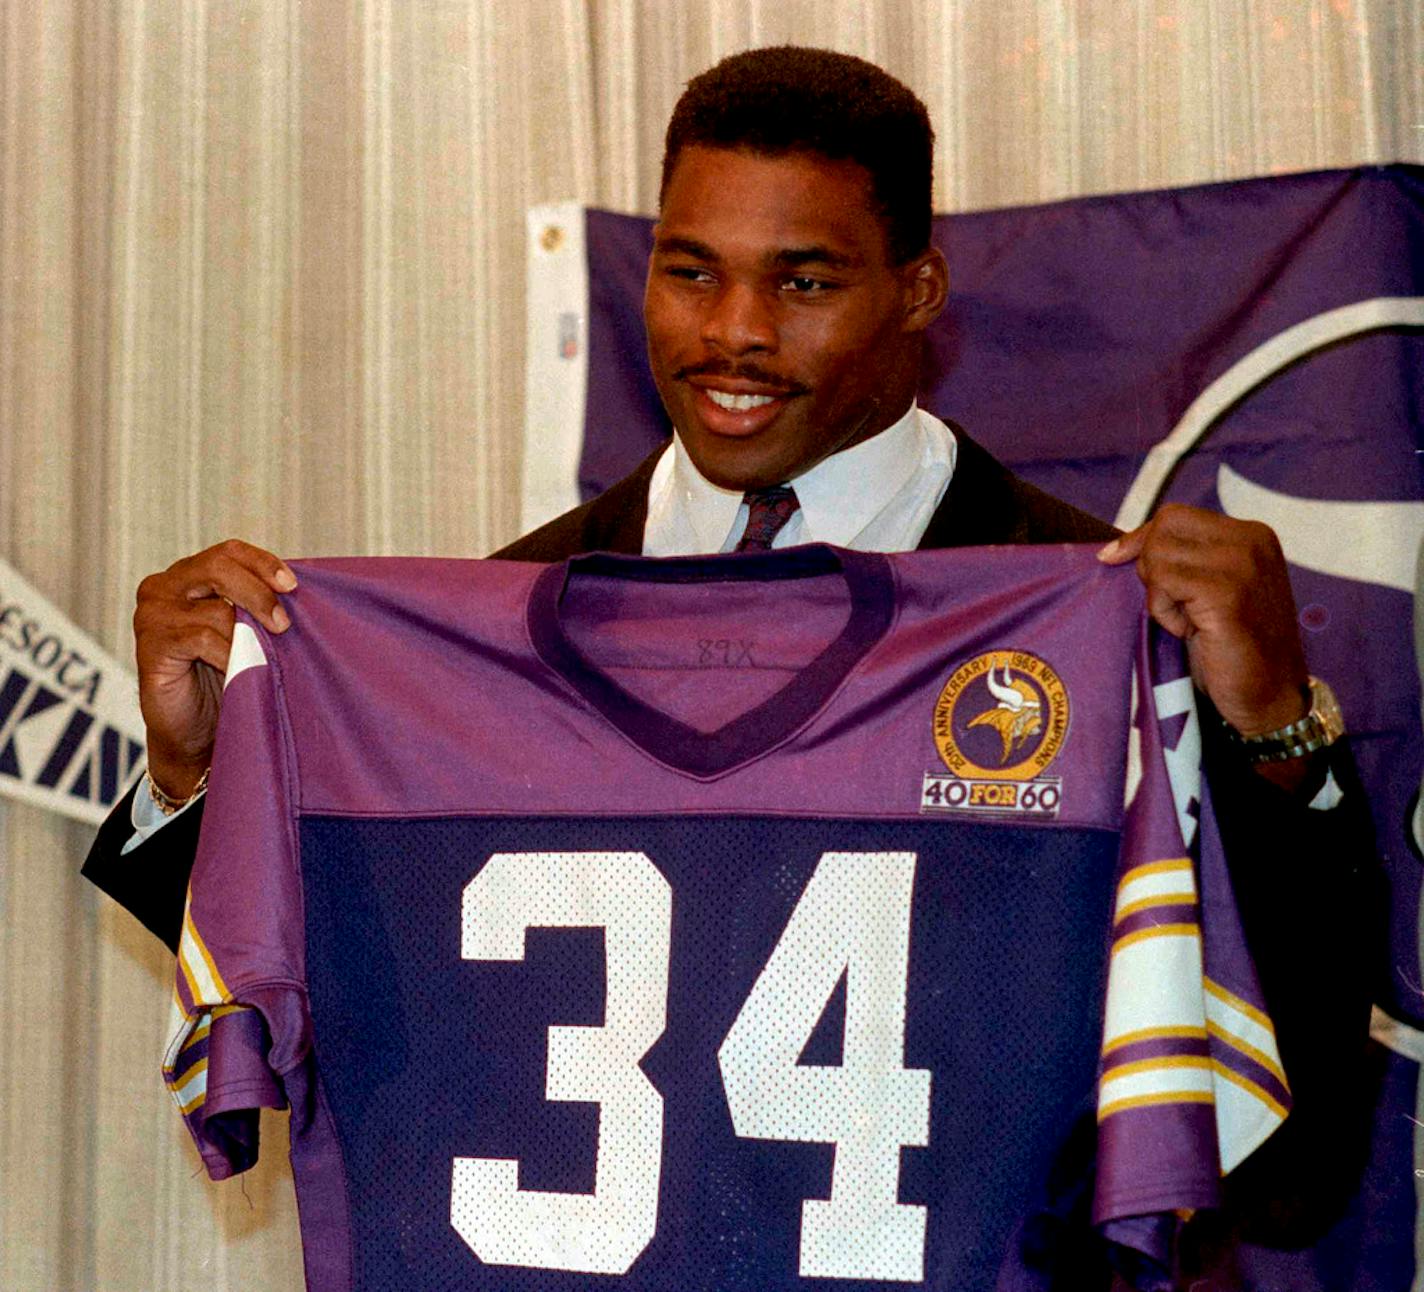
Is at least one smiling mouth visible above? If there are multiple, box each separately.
[704,390,778,411]
[687,383,800,438]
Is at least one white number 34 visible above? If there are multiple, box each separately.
[451,850,931,1283]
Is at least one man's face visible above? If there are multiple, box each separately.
[644,146,946,491]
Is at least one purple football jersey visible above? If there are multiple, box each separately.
[164,545,1287,1291]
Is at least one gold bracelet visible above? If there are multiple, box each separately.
[146,765,210,816]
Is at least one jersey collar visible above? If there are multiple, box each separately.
[526,546,895,778]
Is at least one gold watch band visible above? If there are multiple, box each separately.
[1227,677,1344,764]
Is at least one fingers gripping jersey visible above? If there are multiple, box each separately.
[163,546,1287,1292]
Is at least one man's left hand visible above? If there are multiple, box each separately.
[1098,503,1310,744]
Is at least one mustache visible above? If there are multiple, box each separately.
[673,360,806,393]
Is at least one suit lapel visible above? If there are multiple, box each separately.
[916,426,1025,549]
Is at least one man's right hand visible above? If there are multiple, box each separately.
[134,540,297,800]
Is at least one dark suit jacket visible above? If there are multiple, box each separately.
[81,425,1376,1259]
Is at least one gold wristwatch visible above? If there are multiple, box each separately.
[1229,676,1344,764]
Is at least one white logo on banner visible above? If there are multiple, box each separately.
[0,558,145,826]
[1115,296,1424,531]
[1111,298,1424,1071]
[1216,463,1424,594]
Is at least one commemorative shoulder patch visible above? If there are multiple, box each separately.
[922,649,1070,818]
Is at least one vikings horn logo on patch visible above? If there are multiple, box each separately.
[924,649,1071,817]
[967,666,1044,763]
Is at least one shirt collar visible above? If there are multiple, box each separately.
[789,403,923,546]
[666,402,924,551]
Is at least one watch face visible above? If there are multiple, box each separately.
[1309,676,1346,743]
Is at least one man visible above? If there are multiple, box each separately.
[85,44,1372,1278]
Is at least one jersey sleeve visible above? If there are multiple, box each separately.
[161,615,309,1181]
[1092,620,1289,1277]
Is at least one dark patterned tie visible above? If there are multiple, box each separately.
[734,484,801,552]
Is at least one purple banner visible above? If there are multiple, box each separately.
[575,164,1424,1288]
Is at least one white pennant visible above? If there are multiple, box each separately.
[0,558,146,826]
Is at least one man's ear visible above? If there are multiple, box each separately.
[900,247,949,334]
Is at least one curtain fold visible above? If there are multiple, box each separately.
[2,1,1419,1286]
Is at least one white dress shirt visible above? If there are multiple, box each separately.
[643,403,956,556]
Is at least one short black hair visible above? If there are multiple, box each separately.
[660,46,934,265]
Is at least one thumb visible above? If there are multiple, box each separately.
[1097,524,1146,566]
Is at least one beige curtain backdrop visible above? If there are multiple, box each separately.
[2,1,1419,1287]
